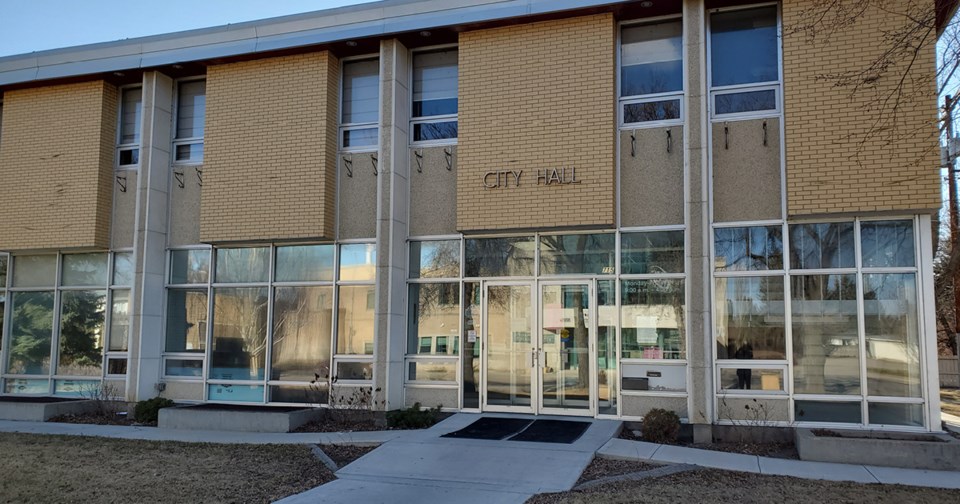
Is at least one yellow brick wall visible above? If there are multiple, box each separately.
[0,81,117,251]
[783,0,940,216]
[456,14,616,231]
[200,52,340,242]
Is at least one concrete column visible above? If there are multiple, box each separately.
[127,71,172,402]
[373,39,412,410]
[684,0,713,441]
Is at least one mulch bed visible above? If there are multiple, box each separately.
[321,444,377,467]
[576,457,659,485]
[618,428,798,459]
[293,416,386,433]
[47,411,148,427]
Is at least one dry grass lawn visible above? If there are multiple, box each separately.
[527,469,957,504]
[941,388,960,418]
[0,433,333,504]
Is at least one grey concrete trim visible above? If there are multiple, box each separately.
[310,445,341,472]
[0,0,632,87]
[0,400,98,421]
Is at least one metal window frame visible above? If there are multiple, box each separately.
[171,75,207,166]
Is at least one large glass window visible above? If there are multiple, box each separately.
[539,233,615,275]
[789,222,855,270]
[3,253,130,395]
[410,240,460,279]
[709,6,780,116]
[163,243,374,402]
[117,86,142,167]
[412,48,458,142]
[791,274,860,395]
[341,59,379,150]
[715,276,786,360]
[621,231,684,275]
[174,79,206,163]
[621,279,685,360]
[620,20,683,125]
[714,226,783,271]
[863,273,921,398]
[465,236,535,277]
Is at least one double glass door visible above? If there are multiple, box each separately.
[482,280,593,416]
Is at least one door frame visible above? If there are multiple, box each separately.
[479,279,597,416]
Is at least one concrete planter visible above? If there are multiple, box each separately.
[796,428,960,471]
[158,405,324,433]
[0,398,98,421]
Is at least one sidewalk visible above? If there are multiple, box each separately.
[0,419,402,445]
[598,437,960,490]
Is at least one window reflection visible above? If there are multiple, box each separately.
[272,286,332,381]
[339,243,376,281]
[407,283,460,355]
[410,240,460,279]
[337,285,376,355]
[215,248,269,284]
[860,220,915,268]
[863,274,921,398]
[539,233,615,275]
[57,290,107,376]
[715,276,785,360]
[789,223,855,270]
[710,6,779,87]
[714,226,783,271]
[621,279,685,360]
[465,236,535,277]
[210,287,268,381]
[7,291,55,375]
[621,21,683,96]
[791,274,860,394]
[621,231,684,274]
[275,245,334,282]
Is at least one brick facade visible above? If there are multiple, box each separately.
[456,14,617,232]
[782,0,941,216]
[200,52,340,242]
[0,81,116,251]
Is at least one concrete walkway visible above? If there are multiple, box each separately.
[0,419,403,445]
[277,413,621,504]
[598,437,960,489]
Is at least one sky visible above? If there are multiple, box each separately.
[0,0,377,57]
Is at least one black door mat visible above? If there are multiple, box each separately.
[508,419,591,444]
[441,417,534,440]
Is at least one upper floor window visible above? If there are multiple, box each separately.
[340,58,379,151]
[709,5,780,117]
[117,87,142,168]
[174,79,206,164]
[620,20,683,126]
[411,48,458,143]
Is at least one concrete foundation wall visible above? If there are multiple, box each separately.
[621,395,688,419]
[403,386,457,410]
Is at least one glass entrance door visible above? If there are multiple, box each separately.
[483,283,534,412]
[481,281,595,415]
[539,282,593,415]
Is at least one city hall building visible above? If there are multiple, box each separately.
[0,0,951,433]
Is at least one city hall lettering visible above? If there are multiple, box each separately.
[482,167,581,189]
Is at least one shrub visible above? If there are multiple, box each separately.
[641,408,680,444]
[386,402,441,429]
[134,397,175,424]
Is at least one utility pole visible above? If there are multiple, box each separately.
[947,95,960,355]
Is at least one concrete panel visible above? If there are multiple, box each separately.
[160,380,204,401]
[796,428,960,471]
[158,405,323,432]
[403,386,457,410]
[111,170,138,249]
[338,152,378,240]
[620,127,684,227]
[409,146,457,236]
[716,396,789,422]
[712,118,782,223]
[621,395,688,419]
[167,166,203,247]
[0,399,97,421]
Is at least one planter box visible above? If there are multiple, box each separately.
[796,428,960,471]
[0,398,97,421]
[158,404,324,433]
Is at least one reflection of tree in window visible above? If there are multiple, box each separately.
[58,290,106,376]
[714,226,783,271]
[7,291,55,374]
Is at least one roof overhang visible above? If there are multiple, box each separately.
[0,0,659,90]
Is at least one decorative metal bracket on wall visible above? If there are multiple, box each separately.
[174,169,185,189]
[116,174,127,193]
[724,123,729,150]
[666,129,672,154]
[195,166,203,187]
[371,153,378,176]
[630,130,636,157]
[415,149,423,173]
[444,147,453,171]
[344,154,353,178]
[762,120,768,147]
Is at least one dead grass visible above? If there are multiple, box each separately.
[0,432,333,504]
[527,468,957,504]
[941,388,960,417]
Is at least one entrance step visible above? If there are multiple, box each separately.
[158,404,323,433]
[0,397,97,421]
